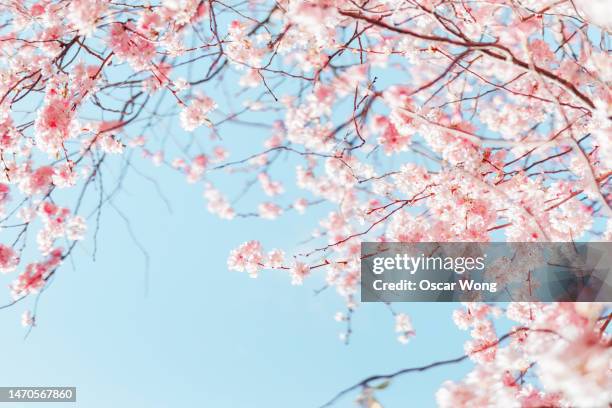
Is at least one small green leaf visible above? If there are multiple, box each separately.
[373,380,391,390]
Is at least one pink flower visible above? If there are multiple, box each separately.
[30,3,46,17]
[179,94,217,131]
[293,198,308,214]
[151,151,164,167]
[108,22,156,70]
[34,89,74,157]
[258,202,282,220]
[24,166,54,195]
[52,163,77,188]
[374,116,411,155]
[185,154,208,183]
[0,183,9,203]
[66,216,87,241]
[267,249,285,268]
[395,313,415,344]
[67,0,107,34]
[528,40,555,66]
[536,336,611,406]
[0,244,18,274]
[212,147,228,162]
[228,241,264,278]
[203,185,235,220]
[11,249,62,298]
[290,262,310,285]
[258,173,284,196]
[21,310,34,327]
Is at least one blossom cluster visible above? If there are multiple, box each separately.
[0,0,609,405]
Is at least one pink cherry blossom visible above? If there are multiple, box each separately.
[290,261,310,285]
[227,240,264,278]
[180,94,217,131]
[395,313,415,344]
[108,22,156,70]
[0,244,18,274]
[0,2,609,405]
[67,0,107,34]
[258,202,282,220]
[66,216,87,241]
[203,184,235,220]
[21,310,34,327]
[258,173,284,196]
[11,249,62,298]
[22,166,54,195]
[267,249,285,269]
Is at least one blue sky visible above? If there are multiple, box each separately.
[0,12,496,407]
[1,6,609,407]
[0,156,477,407]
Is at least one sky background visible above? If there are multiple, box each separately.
[0,14,491,407]
[0,157,477,407]
[1,6,609,407]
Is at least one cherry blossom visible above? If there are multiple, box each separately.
[179,94,217,131]
[258,202,283,220]
[0,1,609,405]
[0,244,18,274]
[267,249,285,269]
[227,240,264,278]
[394,313,415,344]
[290,261,311,286]
[21,310,34,327]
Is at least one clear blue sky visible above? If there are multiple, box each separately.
[1,8,606,407]
[0,22,482,407]
[0,157,476,407]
